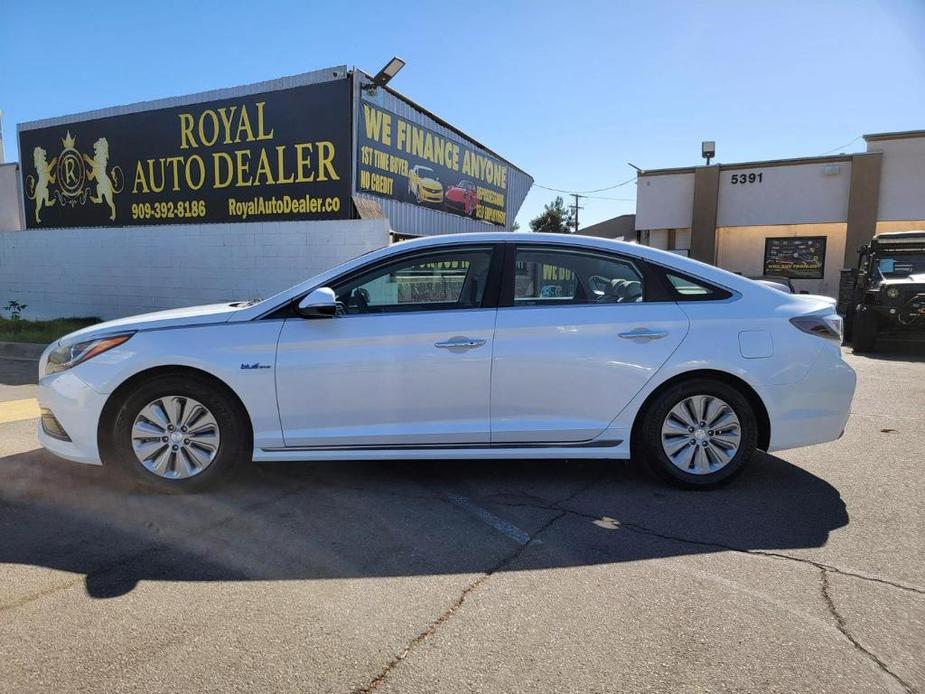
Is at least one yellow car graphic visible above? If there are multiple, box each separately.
[408,164,444,204]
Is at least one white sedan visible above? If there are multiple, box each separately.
[37,232,856,491]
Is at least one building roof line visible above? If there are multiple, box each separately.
[356,69,532,179]
[18,66,350,133]
[863,129,925,142]
[639,152,862,177]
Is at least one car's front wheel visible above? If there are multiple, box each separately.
[101,374,250,492]
[639,379,757,488]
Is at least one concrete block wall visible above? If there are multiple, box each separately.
[0,219,390,320]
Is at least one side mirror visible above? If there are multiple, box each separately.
[297,287,337,318]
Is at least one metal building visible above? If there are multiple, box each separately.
[0,66,532,319]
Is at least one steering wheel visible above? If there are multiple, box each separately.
[589,274,610,297]
[350,287,370,312]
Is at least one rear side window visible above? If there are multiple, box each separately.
[511,247,645,306]
[664,272,732,301]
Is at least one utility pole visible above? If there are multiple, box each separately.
[570,193,585,233]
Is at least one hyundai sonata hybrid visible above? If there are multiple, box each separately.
[37,233,856,491]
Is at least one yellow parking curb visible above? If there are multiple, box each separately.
[0,398,41,425]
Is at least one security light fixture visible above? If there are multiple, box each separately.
[364,57,406,93]
[702,141,716,166]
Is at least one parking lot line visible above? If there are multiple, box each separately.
[0,398,40,424]
[446,495,536,545]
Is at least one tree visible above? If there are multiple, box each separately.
[529,196,575,233]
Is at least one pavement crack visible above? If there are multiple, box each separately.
[819,568,914,693]
[487,499,925,596]
[352,479,600,694]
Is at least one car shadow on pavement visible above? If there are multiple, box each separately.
[0,448,848,600]
[850,340,925,361]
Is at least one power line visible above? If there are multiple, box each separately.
[533,174,637,195]
[819,135,862,156]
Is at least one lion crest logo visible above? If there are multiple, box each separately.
[25,131,124,223]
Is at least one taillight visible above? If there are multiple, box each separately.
[789,314,843,342]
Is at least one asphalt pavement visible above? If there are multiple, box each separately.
[0,347,922,693]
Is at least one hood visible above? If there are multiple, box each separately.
[421,178,442,188]
[878,273,925,287]
[55,302,242,346]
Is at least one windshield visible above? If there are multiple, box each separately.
[875,253,925,279]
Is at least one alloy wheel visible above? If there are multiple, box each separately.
[660,395,741,475]
[131,396,221,479]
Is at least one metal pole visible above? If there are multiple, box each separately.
[571,193,584,233]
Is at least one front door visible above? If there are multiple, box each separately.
[275,245,498,448]
[490,244,689,443]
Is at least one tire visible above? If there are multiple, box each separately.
[852,310,878,353]
[638,378,758,489]
[100,373,250,492]
[842,307,855,343]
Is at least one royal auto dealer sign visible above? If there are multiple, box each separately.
[19,80,352,229]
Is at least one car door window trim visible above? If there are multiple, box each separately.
[500,243,653,309]
[262,243,505,319]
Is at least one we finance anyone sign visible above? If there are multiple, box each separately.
[356,101,508,226]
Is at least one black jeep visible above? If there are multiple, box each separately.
[839,231,925,352]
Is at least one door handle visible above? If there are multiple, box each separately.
[435,337,487,349]
[618,328,668,341]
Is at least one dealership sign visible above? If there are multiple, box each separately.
[356,102,508,226]
[19,80,351,229]
[763,236,827,279]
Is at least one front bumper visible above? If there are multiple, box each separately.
[763,345,857,452]
[418,187,444,203]
[36,371,108,465]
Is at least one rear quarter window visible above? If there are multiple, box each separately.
[664,271,733,301]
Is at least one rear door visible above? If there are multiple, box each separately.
[490,244,689,444]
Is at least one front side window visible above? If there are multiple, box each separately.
[512,247,644,306]
[333,248,494,315]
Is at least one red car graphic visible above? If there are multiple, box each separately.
[444,179,479,216]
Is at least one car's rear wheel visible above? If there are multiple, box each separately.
[101,374,250,492]
[639,379,757,488]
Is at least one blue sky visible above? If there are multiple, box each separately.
[2,0,924,228]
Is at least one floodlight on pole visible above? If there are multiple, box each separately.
[702,140,716,166]
[363,57,406,93]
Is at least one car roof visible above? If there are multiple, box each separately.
[386,233,759,287]
[232,232,778,322]
[874,230,925,240]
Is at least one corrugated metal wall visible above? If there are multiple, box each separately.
[350,73,532,236]
[18,67,349,131]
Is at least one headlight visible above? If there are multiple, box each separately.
[45,333,134,375]
[886,287,900,299]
